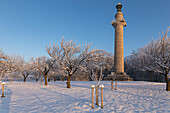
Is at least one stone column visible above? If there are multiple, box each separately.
[112,3,126,74]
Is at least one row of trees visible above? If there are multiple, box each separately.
[125,27,170,91]
[0,38,114,88]
[46,39,114,87]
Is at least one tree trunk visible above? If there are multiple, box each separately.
[44,75,48,86]
[62,76,65,81]
[48,78,51,82]
[115,80,117,90]
[165,75,170,91]
[67,76,71,88]
[96,69,99,81]
[36,77,38,82]
[24,77,26,82]
[54,77,57,81]
[166,81,170,91]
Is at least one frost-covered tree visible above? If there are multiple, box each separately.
[1,54,22,80]
[19,59,34,82]
[126,27,170,91]
[0,50,7,63]
[29,59,42,82]
[90,67,104,106]
[125,54,138,80]
[46,38,95,88]
[47,63,64,82]
[33,56,55,85]
[86,49,114,80]
[47,71,55,82]
[32,70,42,82]
[0,50,8,79]
[6,54,22,73]
[86,50,114,99]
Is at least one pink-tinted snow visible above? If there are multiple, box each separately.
[0,81,170,113]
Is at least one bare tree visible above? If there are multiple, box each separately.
[1,53,22,81]
[33,56,54,85]
[19,59,33,82]
[0,50,7,62]
[6,54,22,73]
[90,67,104,106]
[29,59,42,82]
[47,62,64,82]
[0,50,8,80]
[126,27,170,91]
[86,50,114,80]
[46,38,94,88]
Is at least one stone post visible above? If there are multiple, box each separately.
[111,80,114,90]
[91,85,95,109]
[99,84,104,108]
[1,82,6,97]
[115,80,117,90]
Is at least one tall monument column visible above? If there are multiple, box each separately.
[103,3,132,81]
[112,3,126,74]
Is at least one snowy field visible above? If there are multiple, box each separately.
[0,81,170,113]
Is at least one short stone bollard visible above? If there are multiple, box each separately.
[91,85,95,109]
[115,80,117,90]
[1,82,6,98]
[111,80,114,90]
[99,85,104,108]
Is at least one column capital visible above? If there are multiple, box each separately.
[111,21,126,28]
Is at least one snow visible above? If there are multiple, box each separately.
[0,81,170,113]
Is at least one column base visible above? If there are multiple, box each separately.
[104,72,133,81]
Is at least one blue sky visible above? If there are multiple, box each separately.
[0,0,169,61]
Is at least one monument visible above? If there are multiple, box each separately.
[112,3,126,74]
[104,3,132,81]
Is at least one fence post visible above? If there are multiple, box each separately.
[95,86,99,106]
[1,82,6,98]
[111,80,114,90]
[99,84,104,108]
[91,85,95,109]
[115,80,117,90]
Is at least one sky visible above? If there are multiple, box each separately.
[0,0,169,61]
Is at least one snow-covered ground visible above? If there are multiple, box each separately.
[0,81,170,113]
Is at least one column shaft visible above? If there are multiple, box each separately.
[114,24,124,73]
